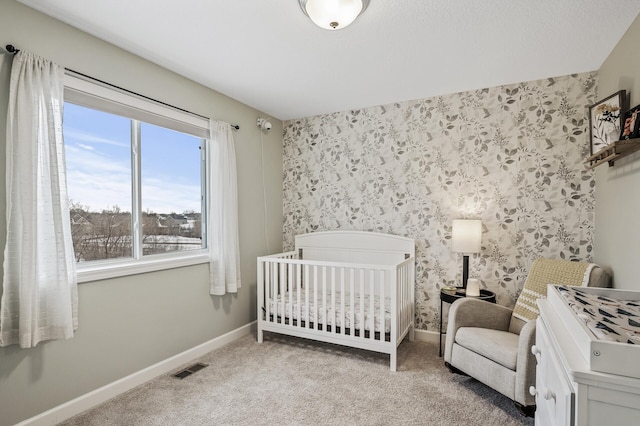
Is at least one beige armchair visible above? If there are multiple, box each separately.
[443,261,610,416]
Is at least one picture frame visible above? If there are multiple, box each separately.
[588,90,626,156]
[620,104,640,140]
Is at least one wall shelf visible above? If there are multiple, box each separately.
[585,138,640,169]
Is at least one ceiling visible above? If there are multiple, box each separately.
[17,0,640,121]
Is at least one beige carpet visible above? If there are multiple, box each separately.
[59,333,534,425]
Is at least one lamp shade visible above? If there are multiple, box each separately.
[299,0,369,30]
[451,219,482,254]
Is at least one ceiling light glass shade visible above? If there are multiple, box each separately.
[299,0,369,30]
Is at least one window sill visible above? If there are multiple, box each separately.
[77,252,211,283]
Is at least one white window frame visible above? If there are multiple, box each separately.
[64,73,211,283]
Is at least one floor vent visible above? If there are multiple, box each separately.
[173,362,208,379]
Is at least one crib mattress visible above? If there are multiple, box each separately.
[268,293,392,333]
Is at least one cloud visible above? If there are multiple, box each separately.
[66,142,132,210]
[141,178,202,214]
[64,128,129,148]
[65,146,201,214]
[65,144,130,174]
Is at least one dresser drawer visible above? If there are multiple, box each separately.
[534,318,574,426]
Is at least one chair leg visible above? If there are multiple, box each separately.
[514,402,536,418]
[444,361,468,376]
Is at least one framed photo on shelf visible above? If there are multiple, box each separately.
[588,90,626,156]
[620,104,640,140]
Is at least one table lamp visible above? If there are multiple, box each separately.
[452,219,482,289]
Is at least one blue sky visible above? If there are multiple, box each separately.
[63,102,203,214]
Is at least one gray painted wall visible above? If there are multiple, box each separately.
[594,13,640,290]
[0,1,283,424]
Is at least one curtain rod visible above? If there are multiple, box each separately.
[5,44,240,131]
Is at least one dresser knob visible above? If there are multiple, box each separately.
[529,386,537,397]
[543,388,556,401]
[531,345,541,363]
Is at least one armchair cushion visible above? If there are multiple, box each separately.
[444,298,513,365]
[455,328,519,370]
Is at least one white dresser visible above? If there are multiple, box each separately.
[533,286,640,425]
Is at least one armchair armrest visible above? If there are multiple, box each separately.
[514,319,537,406]
[444,298,513,363]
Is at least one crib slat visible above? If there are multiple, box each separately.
[369,270,375,341]
[401,265,405,338]
[331,266,336,334]
[359,268,365,339]
[379,269,385,338]
[340,268,345,336]
[410,260,415,332]
[296,262,302,328]
[404,263,409,333]
[280,262,286,324]
[403,263,408,334]
[273,261,278,323]
[288,262,293,325]
[322,266,327,332]
[264,261,270,322]
[257,260,263,321]
[274,262,278,324]
[349,268,355,337]
[313,265,318,330]
[404,264,408,333]
[392,267,402,339]
[305,264,310,330]
[398,265,403,337]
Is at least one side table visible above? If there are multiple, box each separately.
[439,288,496,357]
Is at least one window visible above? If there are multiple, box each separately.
[63,74,210,281]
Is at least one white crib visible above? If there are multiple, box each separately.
[257,231,415,371]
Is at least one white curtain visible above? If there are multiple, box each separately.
[1,52,78,348]
[207,120,241,295]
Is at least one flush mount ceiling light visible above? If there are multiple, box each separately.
[299,0,370,30]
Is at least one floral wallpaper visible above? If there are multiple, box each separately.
[282,72,598,332]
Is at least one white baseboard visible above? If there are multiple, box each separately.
[18,321,256,426]
[413,328,439,344]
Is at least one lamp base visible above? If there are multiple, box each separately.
[462,255,469,289]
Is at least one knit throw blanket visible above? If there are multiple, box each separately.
[513,258,595,322]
